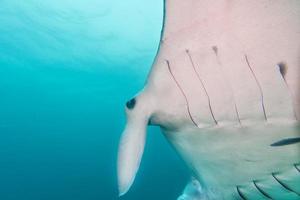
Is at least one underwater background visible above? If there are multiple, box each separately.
[0,0,189,199]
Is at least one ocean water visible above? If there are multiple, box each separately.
[0,1,189,200]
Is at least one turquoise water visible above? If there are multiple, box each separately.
[0,1,189,199]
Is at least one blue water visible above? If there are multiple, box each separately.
[0,1,189,199]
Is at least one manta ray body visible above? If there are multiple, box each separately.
[118,1,300,199]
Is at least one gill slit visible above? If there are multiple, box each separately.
[244,55,268,122]
[212,46,242,125]
[284,83,298,121]
[186,49,218,125]
[294,164,300,172]
[166,60,198,127]
[253,181,273,199]
[271,173,300,195]
[236,186,247,200]
[278,64,298,121]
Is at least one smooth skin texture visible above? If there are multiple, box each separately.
[118,1,300,199]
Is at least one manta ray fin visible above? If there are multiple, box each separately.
[117,101,150,196]
[177,177,208,200]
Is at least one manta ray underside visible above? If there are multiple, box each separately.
[117,1,300,199]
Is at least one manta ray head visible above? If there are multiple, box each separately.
[117,74,190,195]
[117,58,203,196]
[117,90,154,196]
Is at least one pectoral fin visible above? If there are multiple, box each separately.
[117,117,148,196]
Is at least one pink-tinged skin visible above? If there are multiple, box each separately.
[118,1,300,198]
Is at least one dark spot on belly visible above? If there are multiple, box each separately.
[270,137,300,147]
[126,98,136,110]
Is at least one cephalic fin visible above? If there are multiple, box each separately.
[117,116,148,196]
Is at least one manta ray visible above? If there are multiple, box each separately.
[117,1,300,199]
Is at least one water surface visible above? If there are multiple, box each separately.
[0,1,189,199]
